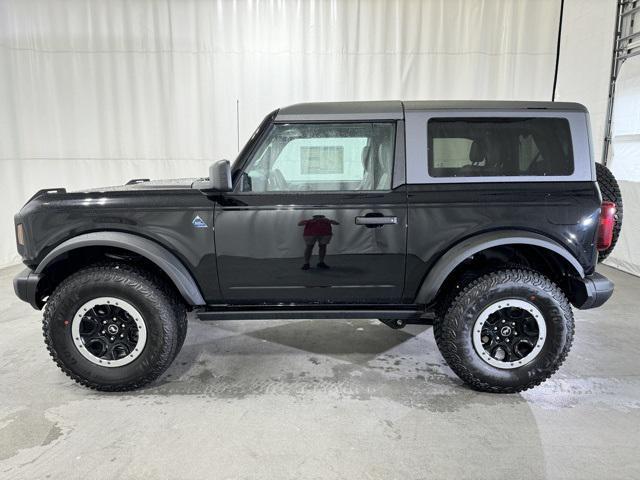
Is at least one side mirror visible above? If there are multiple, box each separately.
[193,160,232,193]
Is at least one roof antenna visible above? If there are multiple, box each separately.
[551,0,565,101]
[236,99,240,152]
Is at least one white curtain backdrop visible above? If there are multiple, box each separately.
[0,0,600,268]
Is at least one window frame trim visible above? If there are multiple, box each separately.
[405,110,593,184]
[232,120,401,195]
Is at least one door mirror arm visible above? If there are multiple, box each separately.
[192,160,233,193]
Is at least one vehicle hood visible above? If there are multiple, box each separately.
[76,178,198,193]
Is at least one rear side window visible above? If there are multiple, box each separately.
[427,117,574,178]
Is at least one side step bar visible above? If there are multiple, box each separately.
[197,307,432,322]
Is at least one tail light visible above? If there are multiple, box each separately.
[597,201,616,251]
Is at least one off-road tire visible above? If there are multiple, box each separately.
[43,263,186,391]
[596,162,623,262]
[434,268,574,393]
[172,298,188,361]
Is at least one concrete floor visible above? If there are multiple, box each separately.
[0,264,639,479]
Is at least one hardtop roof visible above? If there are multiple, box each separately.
[275,100,587,121]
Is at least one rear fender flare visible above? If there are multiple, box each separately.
[414,230,585,305]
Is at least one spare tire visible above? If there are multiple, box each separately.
[596,163,623,262]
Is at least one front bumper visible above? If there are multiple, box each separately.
[573,272,614,310]
[13,268,42,310]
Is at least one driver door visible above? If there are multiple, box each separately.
[213,121,407,304]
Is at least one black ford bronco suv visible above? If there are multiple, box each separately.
[14,101,619,393]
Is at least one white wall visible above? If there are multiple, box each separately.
[606,57,640,276]
[554,0,617,163]
[0,0,617,269]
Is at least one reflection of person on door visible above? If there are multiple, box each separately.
[298,215,340,270]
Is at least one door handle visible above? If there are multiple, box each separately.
[355,215,398,227]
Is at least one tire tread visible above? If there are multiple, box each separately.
[434,268,574,393]
[596,163,623,262]
[42,262,186,391]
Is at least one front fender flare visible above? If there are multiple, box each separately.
[414,230,585,306]
[35,231,205,306]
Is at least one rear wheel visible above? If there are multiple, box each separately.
[434,268,574,393]
[43,264,186,391]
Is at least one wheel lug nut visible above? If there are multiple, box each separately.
[502,320,505,323]
[506,339,510,342]
[101,330,106,334]
[102,320,107,324]
[110,336,115,341]
[493,327,497,331]
[120,334,124,338]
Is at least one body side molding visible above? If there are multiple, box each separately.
[35,232,206,305]
[414,230,585,306]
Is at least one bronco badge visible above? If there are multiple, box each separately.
[192,215,208,228]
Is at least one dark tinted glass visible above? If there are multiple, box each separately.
[427,117,574,178]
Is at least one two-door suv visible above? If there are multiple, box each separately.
[14,101,616,393]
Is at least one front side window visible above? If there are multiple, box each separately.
[239,123,395,192]
[427,117,574,178]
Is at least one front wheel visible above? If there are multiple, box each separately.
[43,264,185,391]
[434,268,574,393]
